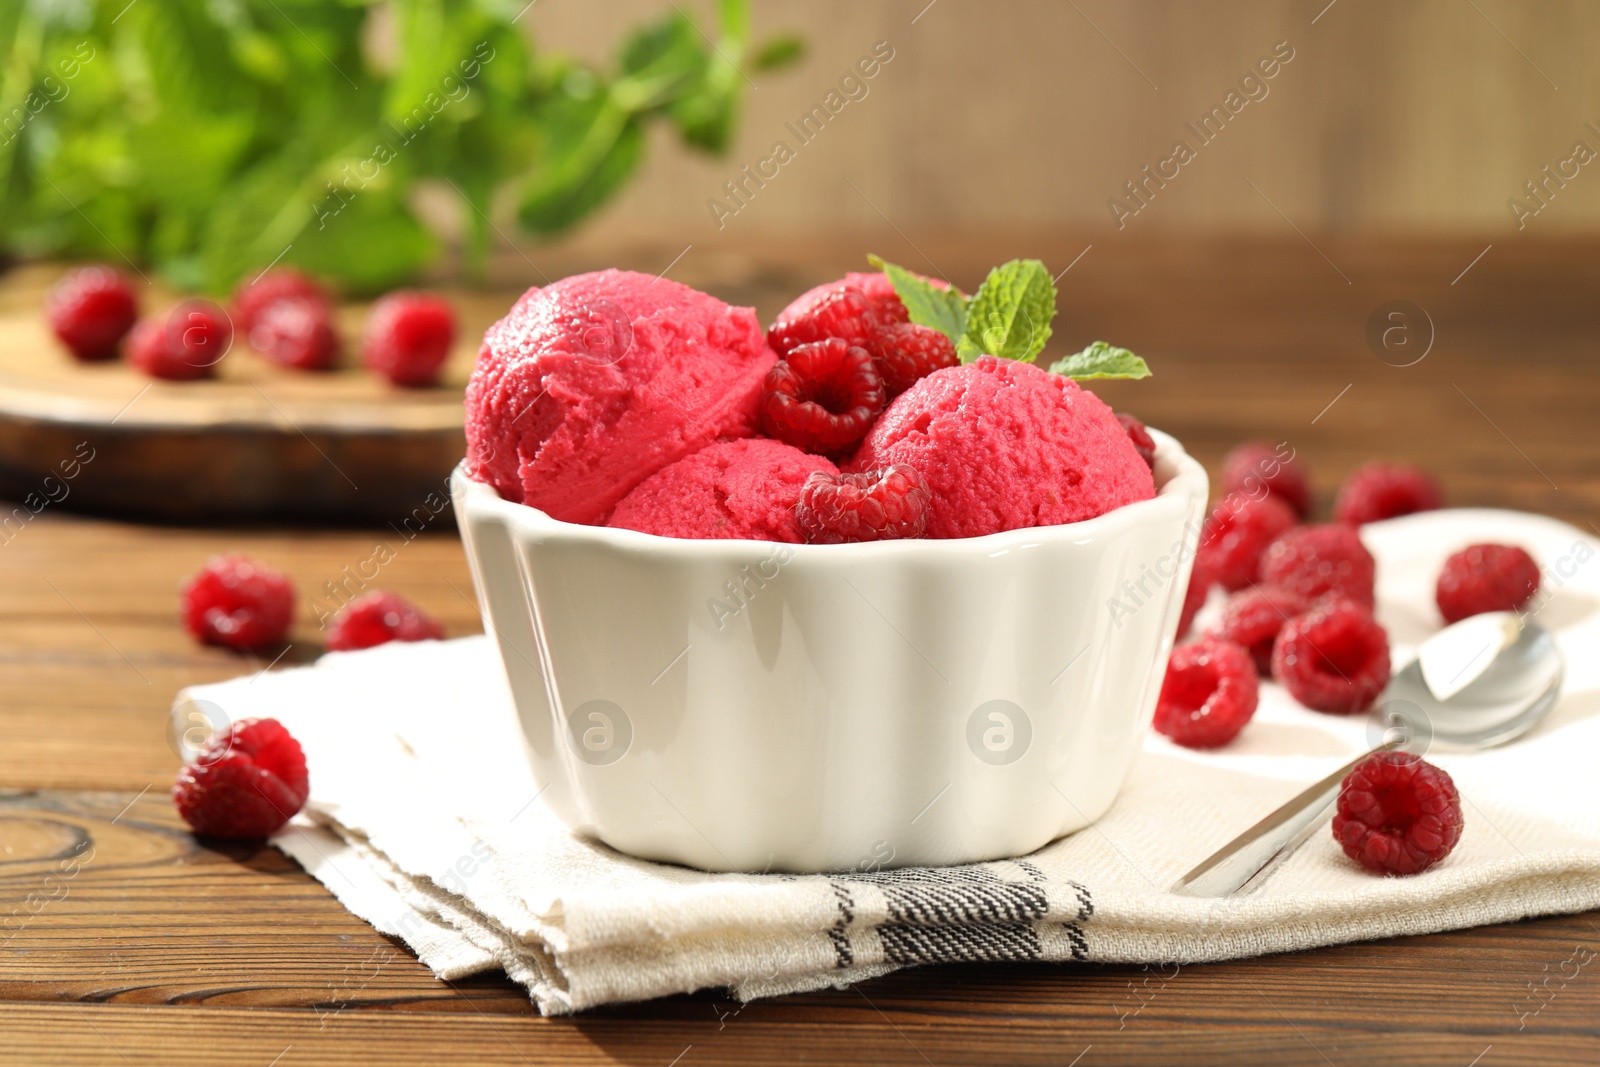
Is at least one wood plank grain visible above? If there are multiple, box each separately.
[3,788,1599,1060]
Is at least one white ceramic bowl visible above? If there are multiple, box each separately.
[454,430,1208,873]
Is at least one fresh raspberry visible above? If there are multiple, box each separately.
[1260,524,1377,608]
[362,291,456,387]
[760,338,886,454]
[865,290,910,325]
[180,555,295,651]
[1272,599,1390,714]
[1334,462,1444,525]
[1435,543,1541,624]
[1116,412,1157,470]
[1221,441,1312,519]
[46,265,138,361]
[795,464,931,543]
[1332,752,1463,875]
[250,296,340,370]
[325,591,445,651]
[865,322,958,396]
[1153,637,1260,749]
[232,268,329,334]
[1177,554,1213,638]
[1210,586,1310,675]
[127,301,233,381]
[1198,494,1298,591]
[767,286,879,357]
[172,718,309,840]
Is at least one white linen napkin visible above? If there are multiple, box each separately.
[173,509,1600,1014]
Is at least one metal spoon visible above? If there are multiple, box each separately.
[1171,611,1565,898]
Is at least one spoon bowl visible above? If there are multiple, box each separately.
[1381,614,1564,750]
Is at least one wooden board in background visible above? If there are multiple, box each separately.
[0,265,512,523]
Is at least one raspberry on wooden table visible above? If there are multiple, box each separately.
[865,322,958,396]
[250,296,340,370]
[232,268,329,335]
[1260,524,1377,608]
[1198,494,1298,592]
[1115,412,1157,470]
[172,717,309,840]
[1153,637,1260,749]
[767,286,879,357]
[1435,543,1541,623]
[180,555,295,651]
[760,338,886,455]
[325,591,445,651]
[1332,751,1463,875]
[1272,599,1391,714]
[795,464,932,544]
[46,265,138,362]
[1220,441,1312,519]
[1334,462,1444,525]
[1210,585,1310,676]
[362,291,457,387]
[127,301,233,381]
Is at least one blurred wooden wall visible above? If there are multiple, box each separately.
[521,0,1600,246]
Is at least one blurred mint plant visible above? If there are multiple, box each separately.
[0,0,800,293]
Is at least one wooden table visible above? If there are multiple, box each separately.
[3,237,1598,1065]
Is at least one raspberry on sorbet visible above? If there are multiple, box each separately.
[760,338,886,455]
[795,464,932,544]
[864,322,958,396]
[767,286,880,357]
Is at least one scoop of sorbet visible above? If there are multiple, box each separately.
[850,356,1156,538]
[608,438,838,543]
[464,270,776,525]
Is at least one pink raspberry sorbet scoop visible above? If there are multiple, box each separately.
[608,438,838,543]
[850,356,1156,538]
[464,270,777,525]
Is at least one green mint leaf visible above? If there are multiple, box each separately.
[867,253,968,342]
[960,258,1054,363]
[1047,341,1152,381]
[752,34,805,70]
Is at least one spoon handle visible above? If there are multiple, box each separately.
[1170,737,1405,898]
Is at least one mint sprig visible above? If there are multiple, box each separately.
[867,254,968,339]
[869,255,1151,381]
[1047,342,1151,381]
[958,258,1054,363]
